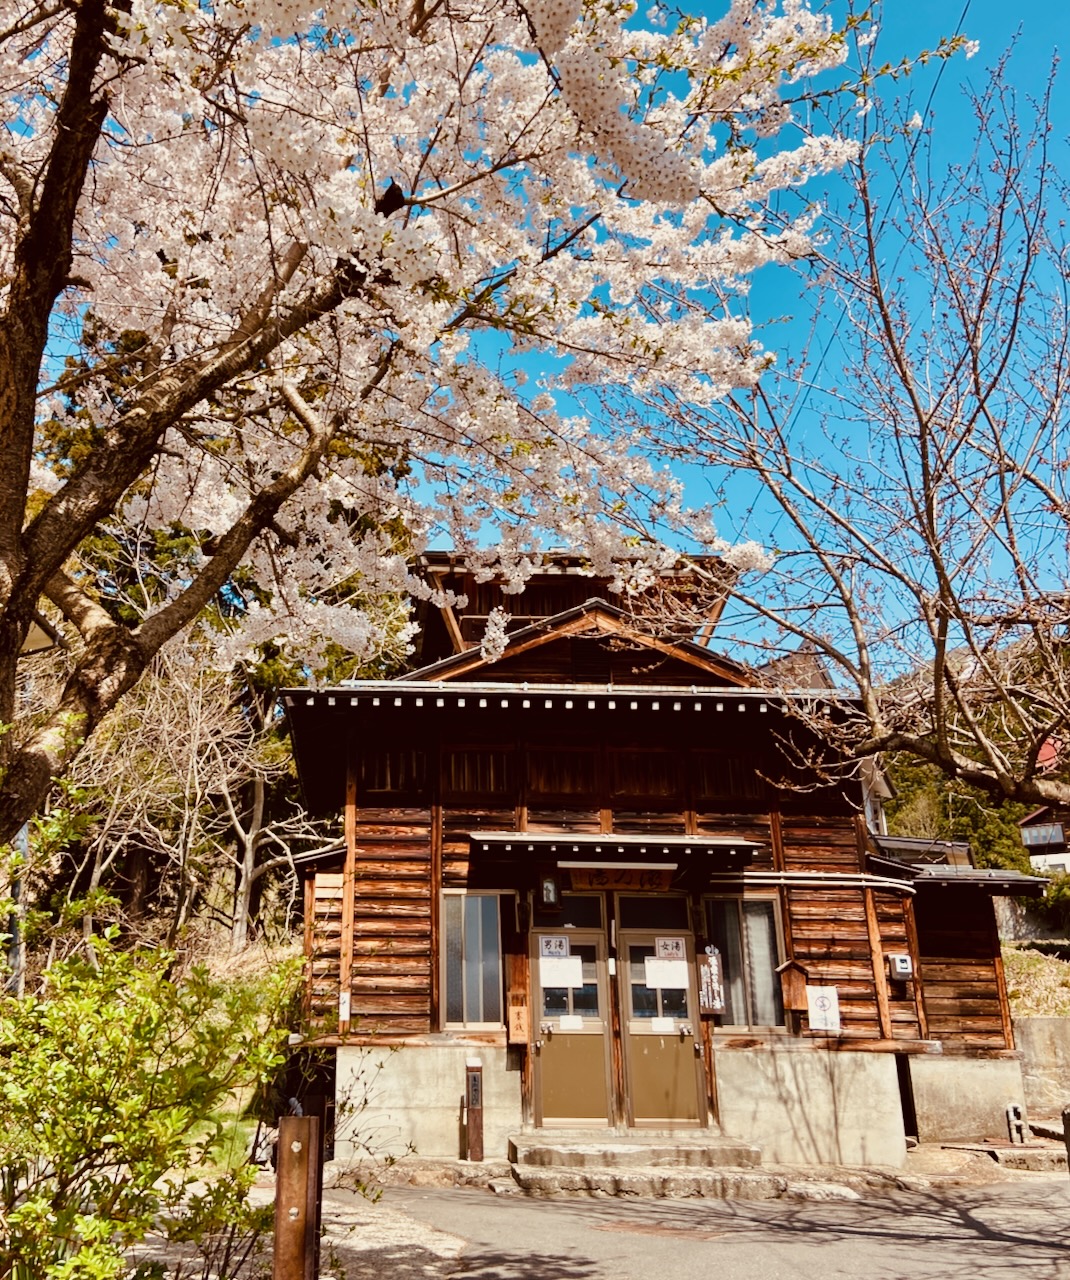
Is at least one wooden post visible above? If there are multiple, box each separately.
[465,1058,484,1162]
[340,744,357,1035]
[273,1115,321,1280]
[864,887,893,1039]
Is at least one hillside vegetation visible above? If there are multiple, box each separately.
[1004,946,1070,1017]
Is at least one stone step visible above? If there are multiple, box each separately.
[508,1133,762,1170]
[506,1164,790,1200]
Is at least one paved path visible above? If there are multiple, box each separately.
[322,1173,1070,1280]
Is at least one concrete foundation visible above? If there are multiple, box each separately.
[335,1041,523,1162]
[1013,1017,1070,1115]
[713,1047,907,1167]
[907,1055,1025,1142]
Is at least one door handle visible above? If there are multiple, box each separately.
[679,1024,693,1038]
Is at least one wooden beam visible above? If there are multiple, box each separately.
[340,740,357,1035]
[429,797,442,1029]
[864,886,893,1040]
[901,895,929,1041]
[428,603,751,685]
[991,913,1014,1050]
[429,570,467,654]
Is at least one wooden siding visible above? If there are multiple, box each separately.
[785,886,882,1038]
[298,723,987,1056]
[780,815,864,873]
[348,807,434,1034]
[913,890,1009,1049]
[308,872,344,1023]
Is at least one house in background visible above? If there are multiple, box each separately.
[285,559,1043,1170]
[1019,807,1070,875]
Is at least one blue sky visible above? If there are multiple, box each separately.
[684,0,1070,544]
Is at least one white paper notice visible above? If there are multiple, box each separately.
[645,957,690,990]
[806,985,841,1033]
[559,1015,584,1031]
[650,1017,675,1034]
[541,956,584,988]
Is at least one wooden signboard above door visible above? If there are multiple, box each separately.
[567,867,674,891]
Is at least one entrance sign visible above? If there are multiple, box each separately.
[699,946,725,1014]
[541,955,584,988]
[540,935,570,958]
[806,985,841,1033]
[569,867,673,891]
[655,937,686,960]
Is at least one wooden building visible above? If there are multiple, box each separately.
[285,562,1043,1166]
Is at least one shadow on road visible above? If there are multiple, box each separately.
[532,1180,1070,1278]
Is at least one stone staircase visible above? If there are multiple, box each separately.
[498,1130,792,1199]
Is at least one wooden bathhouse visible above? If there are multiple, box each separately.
[284,556,1043,1167]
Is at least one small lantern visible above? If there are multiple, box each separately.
[539,869,561,909]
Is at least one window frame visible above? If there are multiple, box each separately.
[441,889,512,1031]
[702,891,786,1032]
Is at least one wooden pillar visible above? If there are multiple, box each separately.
[429,795,443,1028]
[273,1115,321,1280]
[339,738,357,1035]
[863,887,893,1040]
[769,808,786,872]
[902,895,928,1040]
[990,899,1015,1049]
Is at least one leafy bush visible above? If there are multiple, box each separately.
[0,934,295,1279]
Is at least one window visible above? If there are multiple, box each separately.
[443,892,505,1028]
[704,896,784,1030]
[1021,823,1066,849]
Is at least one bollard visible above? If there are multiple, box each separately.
[1006,1103,1026,1145]
[273,1114,322,1280]
[465,1058,484,1163]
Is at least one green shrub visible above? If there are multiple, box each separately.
[0,934,295,1279]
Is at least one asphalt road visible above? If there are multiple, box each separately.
[329,1176,1070,1280]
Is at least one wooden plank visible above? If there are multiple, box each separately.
[919,961,1000,981]
[356,956,433,977]
[353,918,431,936]
[864,887,893,1039]
[353,901,432,919]
[351,973,432,993]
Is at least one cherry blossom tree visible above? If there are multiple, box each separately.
[658,58,1070,809]
[0,0,867,840]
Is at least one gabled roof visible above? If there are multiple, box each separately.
[406,597,752,688]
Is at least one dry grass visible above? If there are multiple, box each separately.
[1003,945,1070,1017]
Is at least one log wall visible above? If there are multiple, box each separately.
[914,890,1011,1049]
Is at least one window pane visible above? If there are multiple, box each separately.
[445,895,464,1023]
[706,899,745,1026]
[628,944,659,1018]
[464,895,482,1021]
[445,893,504,1026]
[572,944,600,1016]
[534,894,603,929]
[618,896,689,930]
[743,901,783,1027]
[480,895,502,1023]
